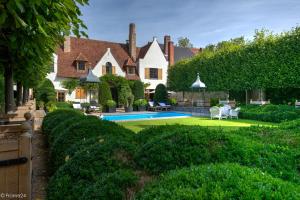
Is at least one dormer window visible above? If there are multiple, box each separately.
[128,67,135,75]
[77,61,86,71]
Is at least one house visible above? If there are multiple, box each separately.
[47,23,201,102]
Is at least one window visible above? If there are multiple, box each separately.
[106,62,112,74]
[149,68,158,79]
[57,92,65,102]
[128,67,135,75]
[75,87,86,99]
[77,61,85,71]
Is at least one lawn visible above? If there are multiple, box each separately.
[118,117,276,132]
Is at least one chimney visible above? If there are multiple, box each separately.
[129,23,136,61]
[64,36,71,52]
[164,35,171,56]
[168,41,174,66]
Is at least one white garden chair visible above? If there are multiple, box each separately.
[220,105,231,119]
[210,106,222,120]
[229,107,241,119]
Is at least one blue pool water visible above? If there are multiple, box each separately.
[103,112,191,121]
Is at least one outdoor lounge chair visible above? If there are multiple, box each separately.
[148,101,161,111]
[90,100,101,112]
[158,102,171,111]
[72,102,82,110]
[229,107,240,119]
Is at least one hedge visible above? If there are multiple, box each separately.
[280,118,300,130]
[47,137,137,200]
[168,27,300,92]
[153,84,168,103]
[49,116,135,172]
[136,163,300,200]
[239,104,300,122]
[134,125,300,183]
[41,109,83,135]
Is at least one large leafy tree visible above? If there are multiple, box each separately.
[177,37,193,48]
[0,0,89,113]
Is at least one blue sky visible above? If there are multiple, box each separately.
[79,0,300,48]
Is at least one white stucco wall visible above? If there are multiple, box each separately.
[92,48,125,77]
[138,38,169,90]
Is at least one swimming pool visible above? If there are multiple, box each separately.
[103,112,191,121]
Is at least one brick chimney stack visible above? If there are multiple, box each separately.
[64,36,71,52]
[129,23,137,61]
[164,35,171,56]
[168,41,174,66]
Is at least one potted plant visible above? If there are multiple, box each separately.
[119,84,134,112]
[105,100,116,113]
[134,99,147,111]
[125,94,134,112]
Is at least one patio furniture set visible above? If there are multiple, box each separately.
[209,105,241,120]
[148,101,171,111]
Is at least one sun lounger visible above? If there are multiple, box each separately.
[72,102,82,110]
[158,102,171,111]
[148,101,161,111]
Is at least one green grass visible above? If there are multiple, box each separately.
[118,117,276,132]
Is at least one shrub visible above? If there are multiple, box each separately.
[136,163,300,200]
[239,104,300,122]
[54,102,72,109]
[50,117,135,171]
[210,98,219,107]
[47,114,85,145]
[132,80,145,100]
[134,99,147,107]
[153,84,167,103]
[81,169,138,200]
[36,79,56,104]
[99,81,112,106]
[280,118,300,130]
[106,100,116,108]
[47,137,137,200]
[233,126,300,150]
[42,109,82,135]
[134,125,300,183]
[119,83,134,108]
[168,98,177,106]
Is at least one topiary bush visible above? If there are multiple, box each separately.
[132,80,145,100]
[50,117,135,172]
[47,114,85,146]
[136,163,300,200]
[239,104,300,122]
[36,79,56,104]
[47,137,138,200]
[99,81,113,106]
[134,125,300,183]
[154,84,168,103]
[41,109,82,135]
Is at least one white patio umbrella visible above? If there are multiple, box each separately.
[190,73,206,113]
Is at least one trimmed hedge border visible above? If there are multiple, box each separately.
[136,163,300,200]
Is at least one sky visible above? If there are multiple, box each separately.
[79,0,300,48]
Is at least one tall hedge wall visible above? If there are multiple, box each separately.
[168,27,300,92]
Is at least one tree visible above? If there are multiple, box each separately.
[0,0,88,113]
[62,79,79,95]
[98,81,112,106]
[177,37,193,48]
[154,84,168,103]
[132,80,145,100]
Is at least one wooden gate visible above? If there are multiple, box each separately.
[0,124,32,200]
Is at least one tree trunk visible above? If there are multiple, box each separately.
[16,82,23,106]
[22,86,29,104]
[4,65,15,113]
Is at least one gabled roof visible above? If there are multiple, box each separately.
[57,37,133,78]
[158,44,200,63]
[137,43,151,59]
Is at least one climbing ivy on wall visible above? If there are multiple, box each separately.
[168,27,300,92]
